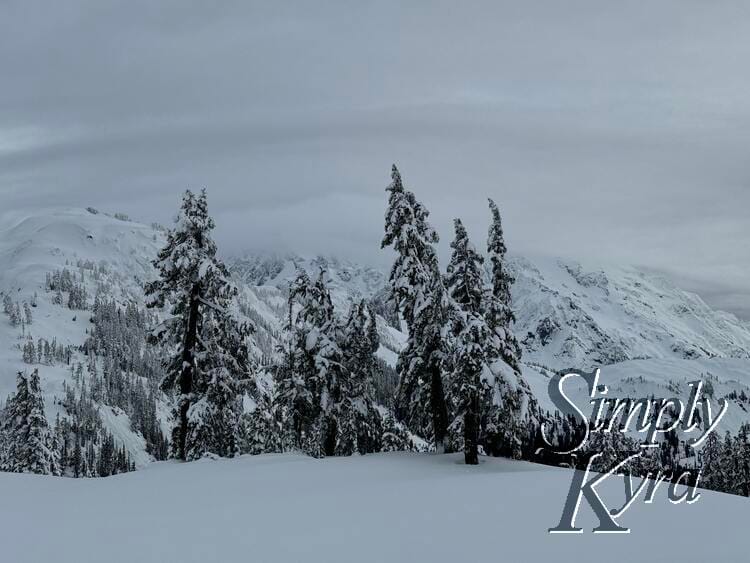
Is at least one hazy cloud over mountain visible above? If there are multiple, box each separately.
[2,1,749,316]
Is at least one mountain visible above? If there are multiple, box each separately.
[2,207,750,469]
[509,255,750,368]
[231,252,387,302]
[228,251,750,369]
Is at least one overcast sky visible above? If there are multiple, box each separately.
[1,1,749,316]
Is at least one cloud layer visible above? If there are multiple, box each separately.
[2,1,749,316]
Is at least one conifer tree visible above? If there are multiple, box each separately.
[482,198,537,458]
[0,369,61,475]
[275,269,315,451]
[381,165,450,451]
[485,198,522,372]
[445,219,487,464]
[337,300,382,455]
[701,431,724,492]
[145,189,249,460]
[276,268,345,457]
[186,305,251,459]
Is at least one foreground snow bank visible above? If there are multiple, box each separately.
[0,453,746,562]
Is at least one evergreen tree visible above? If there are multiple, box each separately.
[381,165,450,451]
[186,305,251,459]
[275,269,315,452]
[338,300,383,455]
[701,431,724,492]
[0,369,61,475]
[445,219,487,464]
[482,198,537,458]
[275,268,346,457]
[242,383,282,455]
[381,410,421,452]
[22,339,36,364]
[734,426,750,496]
[145,189,249,460]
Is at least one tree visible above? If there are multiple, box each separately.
[186,304,251,459]
[482,198,537,458]
[276,269,315,449]
[445,219,487,464]
[145,189,249,460]
[381,165,450,452]
[0,369,61,475]
[22,339,36,364]
[701,431,724,492]
[485,198,522,373]
[275,268,345,457]
[338,300,383,455]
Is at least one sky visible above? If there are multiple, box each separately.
[1,1,749,317]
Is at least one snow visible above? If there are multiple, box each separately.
[0,452,746,562]
[510,254,750,368]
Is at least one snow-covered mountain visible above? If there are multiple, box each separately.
[231,253,386,303]
[228,250,750,369]
[510,255,750,369]
[3,207,750,467]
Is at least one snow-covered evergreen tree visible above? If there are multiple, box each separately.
[485,198,522,373]
[275,269,316,452]
[0,369,61,475]
[185,305,251,459]
[242,376,282,455]
[700,431,724,492]
[445,219,486,464]
[145,189,250,461]
[381,165,450,451]
[337,300,382,455]
[275,268,345,457]
[482,198,537,458]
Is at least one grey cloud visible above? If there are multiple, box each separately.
[1,0,749,317]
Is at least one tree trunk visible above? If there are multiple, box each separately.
[324,417,337,457]
[464,393,479,465]
[177,286,201,461]
[430,360,449,453]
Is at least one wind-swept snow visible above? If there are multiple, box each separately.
[0,453,746,563]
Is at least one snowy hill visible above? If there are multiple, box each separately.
[0,208,165,468]
[3,207,750,466]
[0,452,746,563]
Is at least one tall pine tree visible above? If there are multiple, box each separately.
[0,369,61,475]
[276,268,345,457]
[338,300,382,455]
[483,198,537,458]
[145,189,250,460]
[382,165,450,452]
[445,219,486,464]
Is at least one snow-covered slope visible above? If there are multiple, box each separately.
[0,452,745,563]
[511,256,750,369]
[231,252,387,314]
[0,208,165,467]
